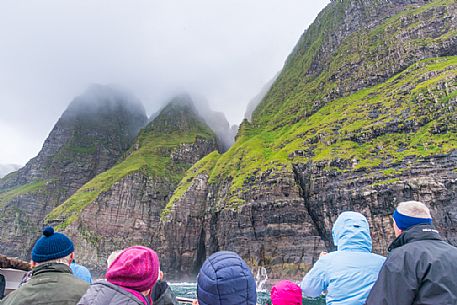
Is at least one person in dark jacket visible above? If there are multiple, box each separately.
[78,246,160,305]
[0,274,5,300]
[151,271,179,305]
[366,200,457,305]
[197,251,257,305]
[0,226,89,305]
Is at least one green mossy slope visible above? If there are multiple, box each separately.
[162,150,220,218]
[0,180,47,208]
[155,0,457,215]
[169,56,457,208]
[253,0,455,129]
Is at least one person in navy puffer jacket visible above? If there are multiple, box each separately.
[196,251,257,305]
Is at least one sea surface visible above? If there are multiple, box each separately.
[169,283,325,305]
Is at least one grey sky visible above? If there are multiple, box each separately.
[0,0,329,165]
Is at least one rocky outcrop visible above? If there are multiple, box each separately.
[293,153,457,254]
[160,167,327,280]
[0,85,147,258]
[158,0,457,280]
[161,153,457,280]
[46,97,218,274]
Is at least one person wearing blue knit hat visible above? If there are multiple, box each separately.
[0,226,89,305]
[367,201,457,305]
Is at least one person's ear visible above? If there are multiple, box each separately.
[69,252,75,265]
[31,261,37,268]
[393,220,403,237]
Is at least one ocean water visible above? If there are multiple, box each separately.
[169,283,325,305]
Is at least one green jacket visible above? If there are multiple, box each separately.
[0,263,89,305]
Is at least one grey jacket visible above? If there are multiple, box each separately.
[77,280,148,305]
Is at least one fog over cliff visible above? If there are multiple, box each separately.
[0,0,329,165]
[0,164,21,178]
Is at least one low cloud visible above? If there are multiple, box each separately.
[0,0,329,164]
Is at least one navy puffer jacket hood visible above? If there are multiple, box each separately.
[197,251,257,305]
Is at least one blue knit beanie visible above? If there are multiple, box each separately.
[393,209,432,231]
[32,226,74,263]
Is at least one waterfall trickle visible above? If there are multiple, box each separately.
[255,267,268,292]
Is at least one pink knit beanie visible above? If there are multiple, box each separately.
[106,246,160,292]
[271,280,303,305]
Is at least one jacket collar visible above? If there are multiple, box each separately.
[93,280,148,305]
[388,224,443,252]
[32,263,73,276]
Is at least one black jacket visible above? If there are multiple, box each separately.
[366,224,457,305]
[0,274,5,300]
[151,281,179,305]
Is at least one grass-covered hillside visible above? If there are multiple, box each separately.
[168,57,456,211]
[253,0,455,129]
[164,0,457,212]
[46,98,217,229]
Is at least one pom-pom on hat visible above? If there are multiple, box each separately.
[31,226,75,263]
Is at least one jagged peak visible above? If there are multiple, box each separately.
[166,94,197,109]
[146,95,210,135]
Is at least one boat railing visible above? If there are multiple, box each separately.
[176,296,195,304]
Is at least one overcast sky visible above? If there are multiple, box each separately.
[0,0,329,165]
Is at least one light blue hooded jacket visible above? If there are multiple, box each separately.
[300,211,385,305]
[70,261,92,284]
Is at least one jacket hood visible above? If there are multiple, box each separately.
[332,211,372,252]
[106,246,159,293]
[197,251,256,305]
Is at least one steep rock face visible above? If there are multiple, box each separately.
[292,153,457,255]
[162,0,457,280]
[160,154,327,279]
[0,85,147,258]
[45,97,218,274]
